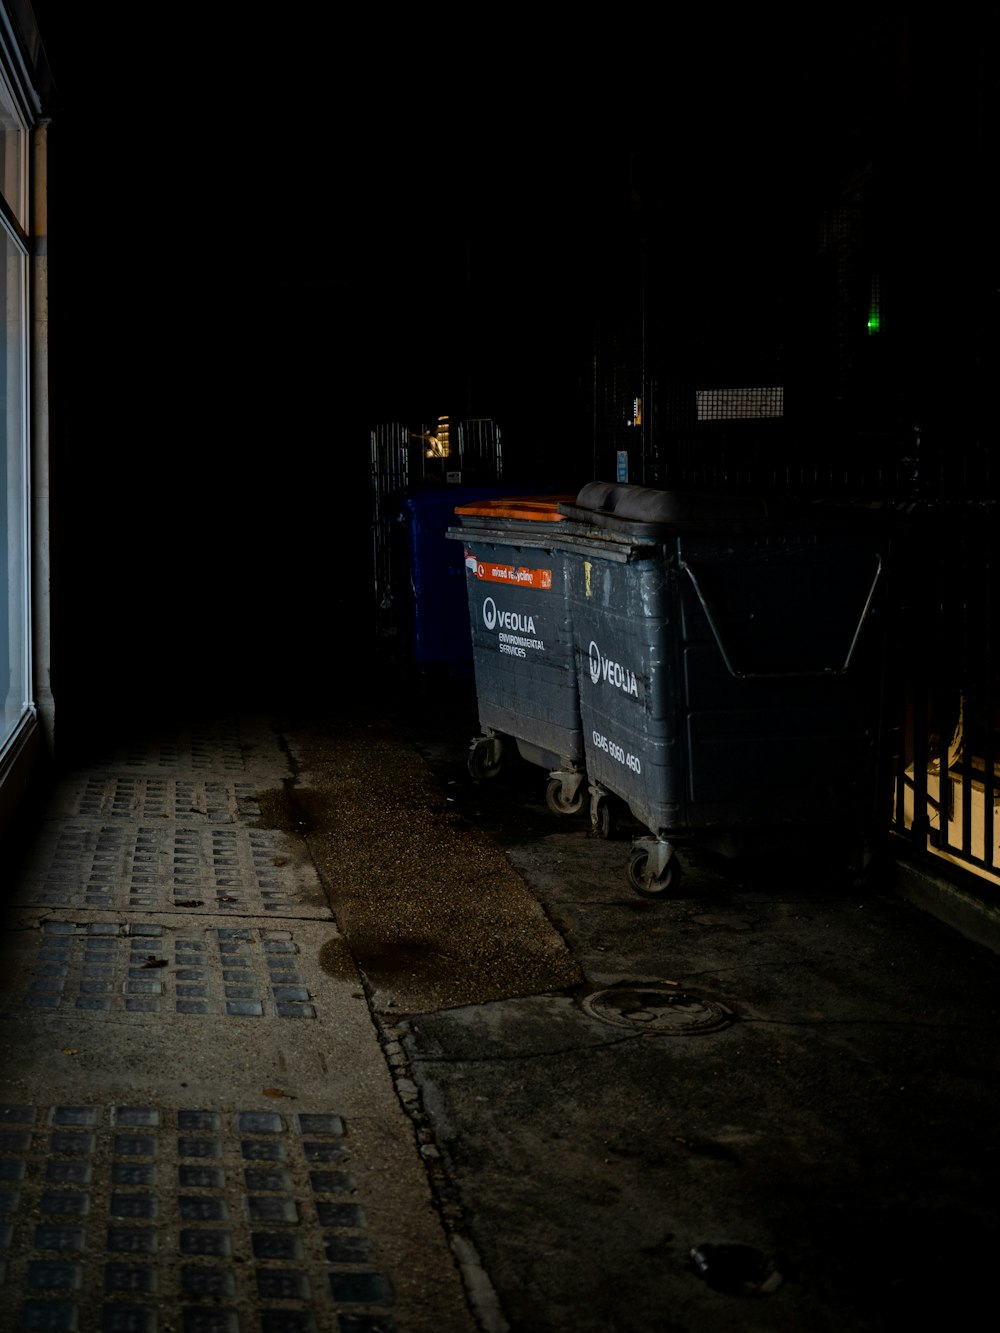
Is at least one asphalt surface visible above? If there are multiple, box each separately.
[2,670,1000,1332]
[385,674,1000,1333]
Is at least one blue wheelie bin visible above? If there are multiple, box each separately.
[555,483,891,895]
[447,495,587,815]
[401,487,528,673]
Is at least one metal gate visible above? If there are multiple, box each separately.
[370,419,503,645]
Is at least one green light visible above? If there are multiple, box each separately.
[868,273,881,335]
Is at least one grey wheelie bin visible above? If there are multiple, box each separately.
[446,495,587,815]
[556,483,891,895]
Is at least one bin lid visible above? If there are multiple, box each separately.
[559,482,891,535]
[454,495,576,521]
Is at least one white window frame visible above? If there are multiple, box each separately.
[0,2,43,827]
[1,213,31,759]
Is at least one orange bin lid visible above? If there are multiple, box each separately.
[453,495,576,521]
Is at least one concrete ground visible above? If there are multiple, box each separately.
[2,669,1000,1332]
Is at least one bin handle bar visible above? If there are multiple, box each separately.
[678,553,883,679]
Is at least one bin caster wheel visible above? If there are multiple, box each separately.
[627,848,681,898]
[468,737,502,781]
[594,795,617,840]
[545,777,585,816]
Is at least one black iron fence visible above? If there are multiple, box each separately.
[600,390,1000,887]
[887,502,999,886]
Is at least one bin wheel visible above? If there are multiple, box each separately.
[627,848,681,898]
[468,738,502,781]
[546,777,585,816]
[595,795,616,840]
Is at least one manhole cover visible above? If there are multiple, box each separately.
[582,983,733,1034]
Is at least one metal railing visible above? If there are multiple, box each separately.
[370,422,412,643]
[614,405,1000,887]
[888,502,998,885]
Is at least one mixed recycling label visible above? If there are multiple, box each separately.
[464,551,553,590]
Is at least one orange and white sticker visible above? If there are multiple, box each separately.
[464,552,552,590]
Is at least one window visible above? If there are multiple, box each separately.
[0,52,29,758]
[0,61,26,227]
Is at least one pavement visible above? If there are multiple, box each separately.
[2,668,1000,1332]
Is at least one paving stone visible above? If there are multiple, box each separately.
[3,923,331,1019]
[178,1229,231,1257]
[328,1272,394,1304]
[256,1268,311,1299]
[0,1104,398,1326]
[336,1316,397,1333]
[260,1313,320,1333]
[100,1305,158,1332]
[12,824,329,918]
[45,1162,92,1185]
[104,1263,158,1293]
[26,1260,84,1290]
[0,715,475,1333]
[20,1300,80,1330]
[179,1266,235,1296]
[252,1232,304,1260]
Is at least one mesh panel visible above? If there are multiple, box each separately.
[696,387,784,421]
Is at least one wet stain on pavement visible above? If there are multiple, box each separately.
[278,717,582,1014]
[252,786,302,835]
[317,936,359,981]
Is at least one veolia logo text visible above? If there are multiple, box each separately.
[482,597,537,635]
[588,639,639,697]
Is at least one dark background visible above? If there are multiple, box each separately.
[28,10,996,730]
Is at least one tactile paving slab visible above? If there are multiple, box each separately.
[0,715,474,1331]
[0,1102,396,1331]
[11,824,331,918]
[48,773,264,824]
[83,719,249,773]
[3,919,328,1021]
